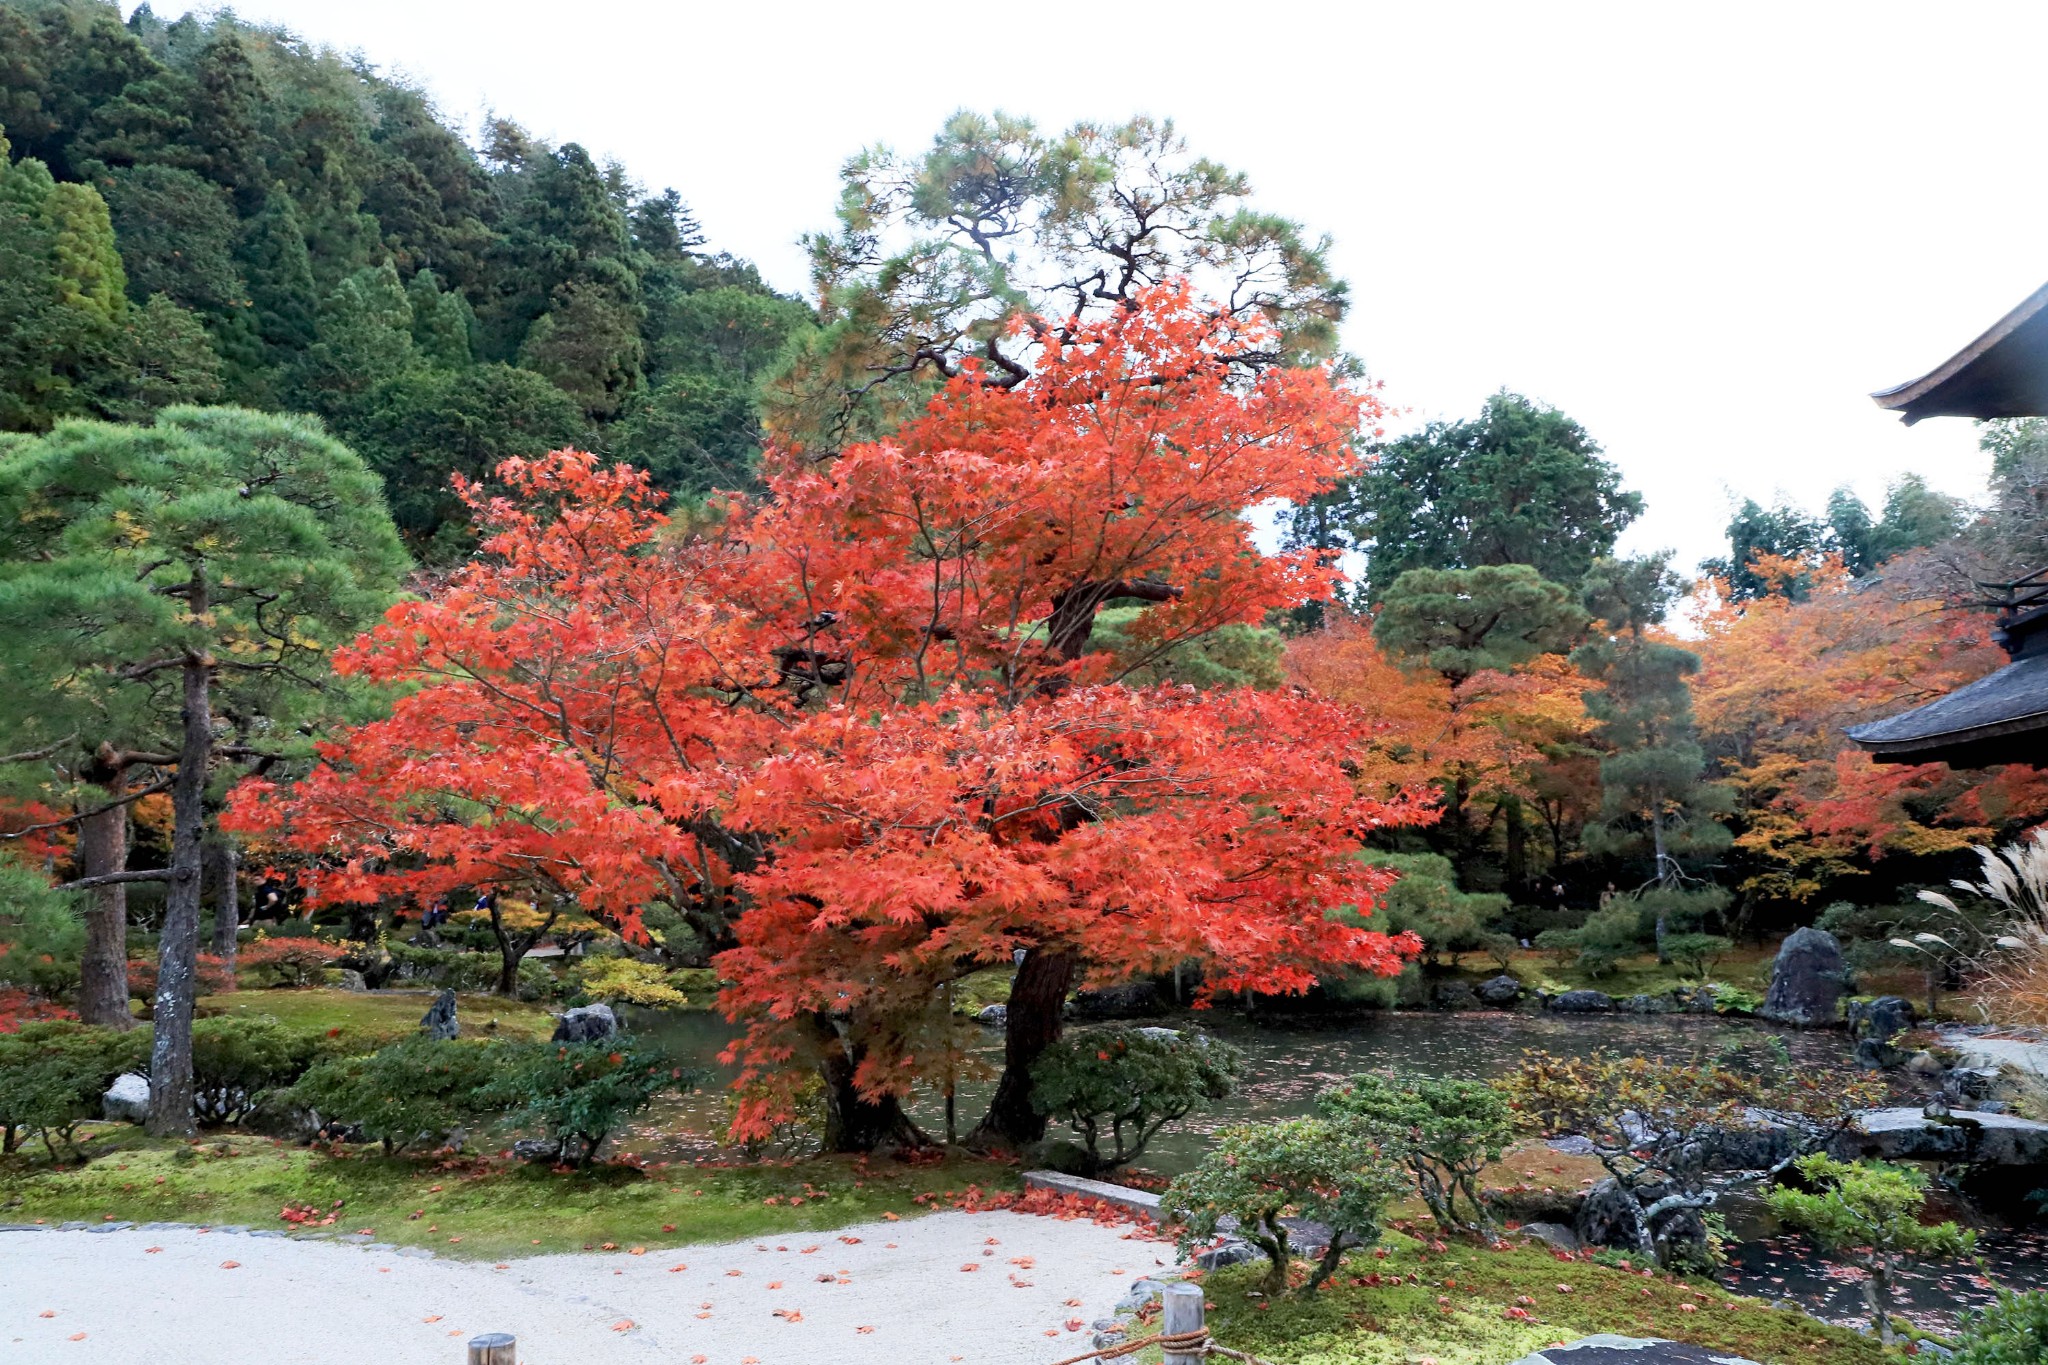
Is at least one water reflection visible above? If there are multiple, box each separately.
[618,1007,1864,1174]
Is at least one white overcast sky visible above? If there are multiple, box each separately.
[138,1,2048,572]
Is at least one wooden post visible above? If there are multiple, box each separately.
[467,1333,515,1365]
[1162,1283,1205,1365]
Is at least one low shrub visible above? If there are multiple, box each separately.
[184,1016,324,1126]
[0,1022,146,1158]
[1161,1116,1405,1296]
[480,1037,699,1166]
[286,1036,500,1155]
[1318,1071,1513,1236]
[1031,1026,1241,1175]
[1954,1288,2048,1364]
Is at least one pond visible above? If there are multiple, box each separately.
[612,1005,2046,1330]
[619,1006,1879,1173]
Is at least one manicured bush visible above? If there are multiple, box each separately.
[1662,932,1734,980]
[1764,1155,1972,1346]
[1161,1116,1405,1296]
[1318,1071,1513,1236]
[286,1035,499,1155]
[185,1016,324,1126]
[1954,1288,2048,1364]
[0,1022,145,1159]
[1030,1026,1241,1175]
[480,1037,699,1166]
[569,956,689,1008]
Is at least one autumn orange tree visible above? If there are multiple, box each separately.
[1689,553,2048,913]
[238,284,1429,1151]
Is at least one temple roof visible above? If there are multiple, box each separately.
[1846,652,2048,767]
[1871,280,2048,424]
[1847,570,2048,768]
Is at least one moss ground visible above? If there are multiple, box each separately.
[1175,1237,1889,1365]
[0,1131,1020,1261]
[197,988,559,1048]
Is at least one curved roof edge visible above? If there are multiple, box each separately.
[1872,280,2048,424]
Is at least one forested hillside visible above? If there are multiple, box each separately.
[0,0,809,552]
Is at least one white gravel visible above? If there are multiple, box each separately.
[0,1212,1174,1365]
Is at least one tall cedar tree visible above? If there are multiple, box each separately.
[0,408,405,1134]
[234,286,1427,1151]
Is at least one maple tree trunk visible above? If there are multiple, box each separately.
[76,757,132,1030]
[1502,796,1528,898]
[812,1015,923,1152]
[974,947,1076,1149]
[146,647,211,1139]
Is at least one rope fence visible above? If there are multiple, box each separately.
[458,1281,1283,1365]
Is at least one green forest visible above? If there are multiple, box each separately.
[0,0,808,554]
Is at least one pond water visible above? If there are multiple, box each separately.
[618,1006,1878,1173]
[612,1006,2047,1329]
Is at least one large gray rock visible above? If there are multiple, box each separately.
[1574,1177,1642,1250]
[1476,974,1523,1006]
[102,1072,150,1124]
[1549,989,1614,1014]
[552,1002,618,1043]
[1853,1037,1911,1069]
[1517,1221,1581,1253]
[1432,980,1481,1011]
[1618,993,1669,1014]
[1832,1106,2048,1165]
[1847,995,1914,1042]
[1508,1337,1761,1365]
[419,988,459,1040]
[975,1003,1007,1027]
[1759,926,1845,1026]
[333,968,368,993]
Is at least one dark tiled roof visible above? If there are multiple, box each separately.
[1848,652,2048,765]
[1872,280,2048,424]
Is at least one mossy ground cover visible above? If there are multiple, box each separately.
[1501,944,1775,998]
[0,1130,1021,1261]
[1178,1237,1889,1365]
[197,988,559,1048]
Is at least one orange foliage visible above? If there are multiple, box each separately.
[1283,614,1589,813]
[234,286,1429,1134]
[1689,554,2048,901]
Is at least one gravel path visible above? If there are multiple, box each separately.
[0,1212,1173,1365]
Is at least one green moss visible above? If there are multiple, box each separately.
[1166,1239,1886,1365]
[198,989,559,1049]
[0,1131,1019,1260]
[949,967,1014,1016]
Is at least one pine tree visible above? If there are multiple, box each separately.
[0,406,407,1133]
[1573,555,1733,958]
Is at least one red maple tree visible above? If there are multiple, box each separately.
[235,285,1427,1149]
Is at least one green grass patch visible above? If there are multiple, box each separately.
[1503,945,1775,999]
[949,966,1014,1016]
[1179,1238,1886,1365]
[197,989,559,1048]
[0,1130,1020,1261]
